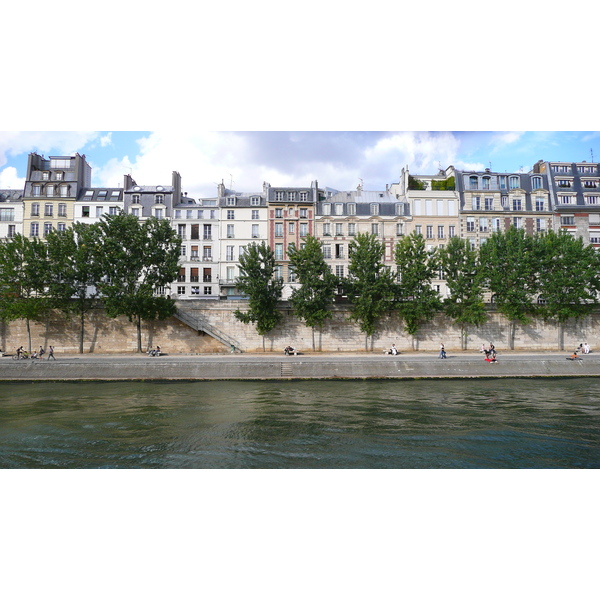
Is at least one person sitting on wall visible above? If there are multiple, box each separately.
[389,344,398,356]
[284,346,295,356]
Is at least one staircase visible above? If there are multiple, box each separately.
[174,307,244,353]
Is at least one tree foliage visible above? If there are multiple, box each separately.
[0,234,51,352]
[394,232,441,338]
[438,236,487,344]
[234,241,283,343]
[95,214,181,352]
[287,236,338,350]
[343,233,396,347]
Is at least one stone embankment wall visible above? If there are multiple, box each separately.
[1,300,599,354]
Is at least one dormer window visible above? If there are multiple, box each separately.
[155,194,164,204]
[556,179,572,188]
[46,185,55,197]
[54,172,64,181]
[531,176,542,190]
[42,172,49,181]
[509,176,520,189]
[227,197,236,206]
[132,194,140,204]
[469,176,478,190]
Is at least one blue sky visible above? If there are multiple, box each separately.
[1,131,599,199]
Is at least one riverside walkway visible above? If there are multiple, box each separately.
[1,351,599,381]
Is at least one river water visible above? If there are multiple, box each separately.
[1,378,599,468]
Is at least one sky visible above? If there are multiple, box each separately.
[2,130,600,198]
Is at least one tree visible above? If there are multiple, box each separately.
[0,234,51,353]
[394,232,441,347]
[46,223,104,353]
[438,236,487,349]
[479,227,538,349]
[234,241,283,350]
[287,235,338,351]
[535,229,600,349]
[95,214,181,352]
[343,232,396,350]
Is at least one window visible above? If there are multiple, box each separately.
[155,194,164,204]
[191,286,200,295]
[348,223,356,236]
[397,223,404,237]
[58,203,67,217]
[449,225,456,238]
[513,217,522,229]
[42,172,49,180]
[512,198,522,211]
[155,208,163,219]
[177,286,186,296]
[535,197,545,211]
[227,210,235,220]
[50,158,71,169]
[559,195,573,204]
[479,217,488,232]
[560,216,575,225]
[203,246,212,260]
[109,206,118,215]
[335,244,344,259]
[178,224,186,238]
[226,246,235,261]
[482,177,491,190]
[30,203,40,217]
[469,176,478,190]
[347,203,356,216]
[227,224,235,238]
[203,224,212,240]
[227,197,236,206]
[300,223,308,237]
[492,218,501,232]
[132,194,140,204]
[426,225,433,238]
[275,243,283,260]
[54,172,62,181]
[509,176,520,189]
[252,224,260,238]
[438,225,444,238]
[0,208,14,221]
[275,265,283,280]
[44,223,53,237]
[33,185,41,197]
[485,197,493,210]
[586,196,600,205]
[531,176,542,190]
[323,245,332,259]
[501,195,508,208]
[43,203,53,217]
[288,221,295,234]
[180,246,186,257]
[415,225,422,235]
[299,191,307,201]
[96,206,103,218]
[335,223,343,236]
[252,210,259,220]
[131,207,140,217]
[204,287,212,295]
[8,224,15,238]
[335,265,344,278]
[275,191,284,201]
[251,197,261,206]
[334,203,343,216]
[556,179,572,188]
[275,223,283,237]
[82,206,90,217]
[30,222,39,237]
[275,208,283,218]
[226,266,235,281]
[371,223,379,236]
[60,185,69,197]
[288,266,296,283]
[288,207,295,217]
[370,204,379,215]
[46,185,55,197]
[536,218,546,232]
[466,217,475,232]
[323,223,331,236]
[299,208,307,218]
[288,192,296,202]
[322,203,331,215]
[111,191,120,199]
[472,196,481,210]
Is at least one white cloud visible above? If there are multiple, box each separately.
[100,132,113,147]
[0,166,24,190]
[0,131,100,168]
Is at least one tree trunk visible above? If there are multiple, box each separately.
[558,321,564,351]
[26,318,31,354]
[137,315,142,352]
[509,321,515,350]
[311,327,315,351]
[79,311,85,354]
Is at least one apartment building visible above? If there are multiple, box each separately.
[74,187,123,223]
[266,182,320,299]
[316,184,409,284]
[0,190,24,239]
[534,160,600,247]
[455,168,552,245]
[123,171,181,221]
[217,183,268,299]
[22,153,91,239]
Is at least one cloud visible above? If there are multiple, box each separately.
[0,131,100,168]
[100,132,113,147]
[0,166,24,190]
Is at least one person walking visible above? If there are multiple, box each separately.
[439,343,447,359]
[47,345,56,360]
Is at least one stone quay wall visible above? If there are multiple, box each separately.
[1,300,599,355]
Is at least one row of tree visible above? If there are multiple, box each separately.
[235,228,600,351]
[0,214,181,353]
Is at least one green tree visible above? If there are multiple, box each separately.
[535,229,600,349]
[0,234,51,353]
[394,232,441,347]
[343,232,396,350]
[438,236,487,349]
[287,235,338,351]
[46,223,104,353]
[479,227,538,349]
[234,241,284,350]
[96,214,181,352]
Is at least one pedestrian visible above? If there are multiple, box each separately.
[439,343,447,359]
[47,345,56,360]
[39,346,45,358]
[489,342,496,359]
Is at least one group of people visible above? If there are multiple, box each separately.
[15,345,55,360]
[283,346,296,355]
[577,343,591,354]
[480,342,497,363]
[385,344,399,355]
[147,346,161,357]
